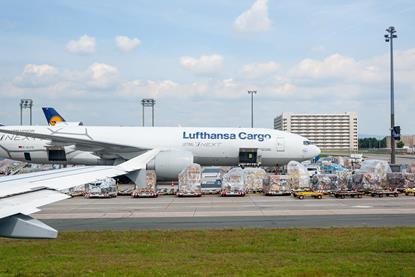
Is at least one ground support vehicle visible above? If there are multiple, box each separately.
[404,188,415,196]
[292,190,323,200]
[333,191,363,199]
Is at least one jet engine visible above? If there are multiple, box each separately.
[147,150,194,180]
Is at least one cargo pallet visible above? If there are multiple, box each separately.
[131,191,158,198]
[333,191,363,199]
[84,192,116,198]
[176,192,202,197]
[264,191,291,196]
[220,191,246,197]
[370,190,399,198]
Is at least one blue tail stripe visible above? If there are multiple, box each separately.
[42,107,65,124]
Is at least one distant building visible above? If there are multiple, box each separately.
[274,112,358,151]
[386,135,415,149]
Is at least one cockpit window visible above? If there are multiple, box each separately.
[303,140,313,145]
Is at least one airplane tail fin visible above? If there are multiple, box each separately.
[42,107,65,126]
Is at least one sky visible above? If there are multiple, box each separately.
[0,0,414,136]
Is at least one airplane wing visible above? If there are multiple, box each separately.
[0,127,146,158]
[0,148,160,239]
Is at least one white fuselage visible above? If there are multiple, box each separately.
[0,126,320,166]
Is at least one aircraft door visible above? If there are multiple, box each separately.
[276,137,285,152]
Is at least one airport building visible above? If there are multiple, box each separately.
[274,112,358,151]
[386,135,415,149]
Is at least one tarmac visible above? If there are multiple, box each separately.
[34,194,415,231]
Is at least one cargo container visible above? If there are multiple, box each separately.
[243,167,267,192]
[287,161,310,190]
[311,174,339,193]
[84,178,117,198]
[263,175,291,196]
[221,167,245,196]
[177,164,202,197]
[132,170,158,198]
[200,167,225,194]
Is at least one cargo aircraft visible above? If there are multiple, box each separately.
[0,124,320,238]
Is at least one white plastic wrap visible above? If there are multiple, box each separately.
[311,174,338,192]
[352,160,392,191]
[85,177,117,197]
[178,164,202,195]
[287,161,310,189]
[243,168,267,192]
[359,160,392,178]
[222,167,245,193]
[263,175,290,194]
[134,170,157,193]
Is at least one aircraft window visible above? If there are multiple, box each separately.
[303,141,313,145]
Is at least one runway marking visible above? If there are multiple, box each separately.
[352,205,372,208]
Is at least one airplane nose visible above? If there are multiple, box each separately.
[313,145,321,157]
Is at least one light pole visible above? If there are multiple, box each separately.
[248,90,257,128]
[385,26,397,164]
[19,99,33,125]
[141,98,156,127]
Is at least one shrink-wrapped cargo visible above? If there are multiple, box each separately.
[336,171,353,191]
[311,174,338,192]
[386,172,405,191]
[263,175,291,195]
[287,161,310,190]
[243,168,267,192]
[178,164,202,196]
[359,160,391,178]
[350,173,382,191]
[132,170,158,197]
[404,173,415,188]
[221,167,245,195]
[350,160,391,191]
[85,177,117,198]
[407,163,415,173]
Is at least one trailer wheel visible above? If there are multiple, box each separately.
[358,194,362,198]
[317,195,322,199]
[394,193,399,197]
[405,193,409,196]
[379,194,384,198]
[298,195,304,200]
[351,195,355,198]
[341,195,345,199]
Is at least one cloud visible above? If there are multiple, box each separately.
[121,79,180,98]
[241,61,280,79]
[180,54,224,75]
[86,63,119,89]
[234,0,271,32]
[289,53,381,83]
[115,36,141,52]
[65,35,96,55]
[14,64,59,88]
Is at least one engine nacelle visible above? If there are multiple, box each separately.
[147,150,193,180]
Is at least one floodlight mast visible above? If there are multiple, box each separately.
[385,26,397,164]
[248,90,257,128]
